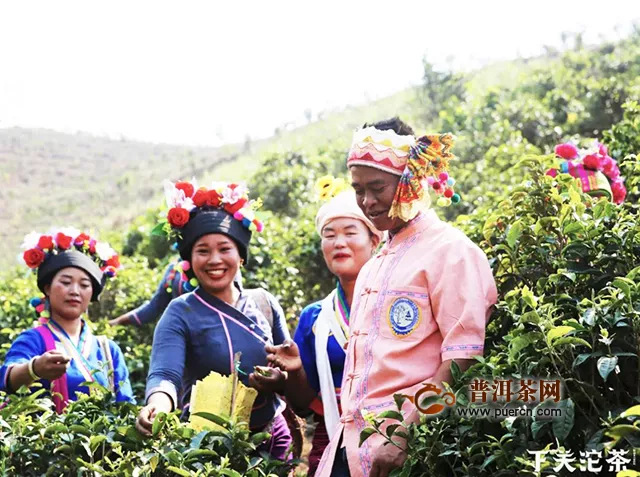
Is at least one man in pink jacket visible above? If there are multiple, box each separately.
[315,117,498,477]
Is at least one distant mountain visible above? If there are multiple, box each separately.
[0,127,240,269]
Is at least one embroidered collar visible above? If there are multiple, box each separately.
[193,287,270,342]
[48,318,91,353]
[386,210,439,249]
[335,281,350,335]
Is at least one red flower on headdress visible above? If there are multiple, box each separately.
[554,143,579,160]
[106,255,121,269]
[74,233,91,248]
[56,233,73,250]
[206,190,222,207]
[193,188,208,207]
[175,181,195,198]
[582,154,604,171]
[167,207,190,228]
[24,248,46,269]
[224,198,247,215]
[37,235,54,251]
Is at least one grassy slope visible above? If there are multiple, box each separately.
[0,128,240,268]
[0,54,543,270]
[217,55,547,181]
[215,86,425,181]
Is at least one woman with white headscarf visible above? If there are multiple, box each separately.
[266,179,382,475]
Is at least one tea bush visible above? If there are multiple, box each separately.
[0,386,294,476]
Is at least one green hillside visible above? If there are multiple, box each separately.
[0,128,243,268]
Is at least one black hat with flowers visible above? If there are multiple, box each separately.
[158,180,264,264]
[21,228,121,302]
[178,208,253,262]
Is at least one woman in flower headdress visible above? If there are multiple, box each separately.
[136,180,293,460]
[109,181,244,328]
[264,177,382,475]
[108,253,243,327]
[547,141,627,204]
[0,229,135,412]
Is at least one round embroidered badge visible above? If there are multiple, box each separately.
[388,297,421,337]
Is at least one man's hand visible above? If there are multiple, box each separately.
[265,339,302,372]
[370,442,407,477]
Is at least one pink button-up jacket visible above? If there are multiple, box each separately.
[316,210,498,477]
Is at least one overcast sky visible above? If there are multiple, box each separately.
[0,0,638,146]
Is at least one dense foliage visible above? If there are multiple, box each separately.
[0,386,293,476]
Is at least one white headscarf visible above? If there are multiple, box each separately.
[314,190,382,241]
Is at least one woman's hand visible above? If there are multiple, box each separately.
[249,366,287,394]
[33,351,71,381]
[108,314,131,327]
[136,392,173,437]
[136,404,160,437]
[265,339,302,373]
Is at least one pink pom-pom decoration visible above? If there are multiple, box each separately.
[554,143,579,160]
[35,304,45,313]
[549,140,625,204]
[439,172,449,182]
[255,220,264,232]
[602,158,620,179]
[233,212,243,221]
[426,176,436,185]
[612,181,627,204]
[181,260,191,271]
[598,143,608,156]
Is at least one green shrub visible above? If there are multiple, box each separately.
[0,386,295,476]
[248,151,336,218]
[244,207,334,329]
[603,100,640,205]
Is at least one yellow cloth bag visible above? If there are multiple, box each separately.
[189,352,258,431]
